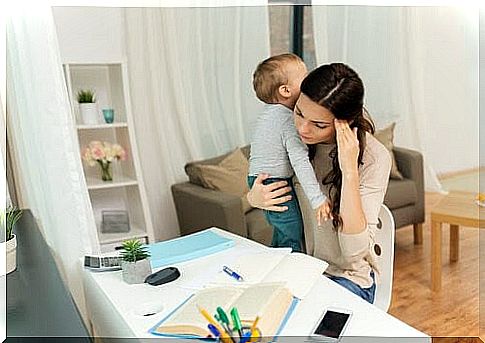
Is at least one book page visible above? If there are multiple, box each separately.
[229,283,294,338]
[262,252,328,299]
[155,287,243,336]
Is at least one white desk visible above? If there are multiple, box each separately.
[83,228,430,342]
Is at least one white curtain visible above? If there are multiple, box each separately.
[7,1,98,322]
[123,7,270,240]
[312,6,479,191]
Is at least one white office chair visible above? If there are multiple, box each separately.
[373,204,395,312]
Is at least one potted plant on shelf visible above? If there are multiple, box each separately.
[77,89,98,125]
[82,141,126,181]
[1,206,23,274]
[120,239,152,284]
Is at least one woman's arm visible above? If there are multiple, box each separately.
[246,173,293,211]
[334,120,392,261]
[335,120,367,234]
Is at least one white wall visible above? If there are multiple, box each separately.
[52,7,124,63]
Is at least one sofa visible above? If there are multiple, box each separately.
[171,145,425,247]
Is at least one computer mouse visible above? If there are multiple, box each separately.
[145,267,180,286]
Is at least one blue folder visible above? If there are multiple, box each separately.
[146,229,235,269]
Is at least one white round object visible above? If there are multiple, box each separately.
[132,301,164,317]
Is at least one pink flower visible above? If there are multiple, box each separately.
[82,141,126,167]
[91,146,105,160]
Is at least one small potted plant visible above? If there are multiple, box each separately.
[77,89,98,125]
[1,206,23,274]
[120,239,152,284]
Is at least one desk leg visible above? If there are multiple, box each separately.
[450,224,459,262]
[431,220,442,292]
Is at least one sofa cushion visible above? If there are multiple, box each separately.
[245,208,273,246]
[374,123,404,180]
[195,148,252,212]
[185,151,233,186]
[384,178,417,210]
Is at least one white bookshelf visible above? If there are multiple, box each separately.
[63,62,155,252]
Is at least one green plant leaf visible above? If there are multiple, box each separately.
[120,239,151,262]
[4,206,23,241]
[76,89,96,103]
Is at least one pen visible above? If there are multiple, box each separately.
[240,330,252,343]
[250,316,260,333]
[223,266,244,282]
[230,307,243,338]
[198,306,234,343]
[208,324,221,338]
[215,307,232,335]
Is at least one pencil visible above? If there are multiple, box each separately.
[197,306,234,343]
[250,316,260,332]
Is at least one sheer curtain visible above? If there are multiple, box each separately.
[123,6,270,240]
[312,6,479,191]
[7,2,98,321]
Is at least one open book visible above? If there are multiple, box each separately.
[150,283,296,338]
[207,251,329,299]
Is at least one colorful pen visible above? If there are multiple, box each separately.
[207,324,221,338]
[240,330,252,343]
[250,316,260,333]
[198,306,233,343]
[223,266,244,282]
[215,307,232,334]
[230,307,243,338]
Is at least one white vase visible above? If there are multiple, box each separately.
[79,103,99,125]
[121,259,152,284]
[6,234,17,274]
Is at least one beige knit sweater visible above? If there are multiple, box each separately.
[295,133,392,288]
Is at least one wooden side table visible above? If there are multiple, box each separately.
[430,191,485,291]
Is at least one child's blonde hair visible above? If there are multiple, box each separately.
[253,53,304,104]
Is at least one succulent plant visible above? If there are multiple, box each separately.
[120,239,151,263]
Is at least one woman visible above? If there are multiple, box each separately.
[247,63,392,303]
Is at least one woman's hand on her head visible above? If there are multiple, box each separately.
[246,173,292,212]
[335,119,360,175]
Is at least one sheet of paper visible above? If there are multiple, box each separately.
[180,245,269,290]
[206,249,292,286]
[262,252,328,299]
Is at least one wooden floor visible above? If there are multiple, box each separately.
[388,192,481,341]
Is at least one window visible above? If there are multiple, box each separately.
[268,5,317,70]
[269,5,291,55]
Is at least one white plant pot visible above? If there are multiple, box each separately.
[121,259,152,284]
[79,103,99,125]
[6,234,17,274]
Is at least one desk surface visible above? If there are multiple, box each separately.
[83,228,429,342]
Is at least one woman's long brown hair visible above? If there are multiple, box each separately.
[302,63,375,231]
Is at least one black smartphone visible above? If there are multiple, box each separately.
[311,308,352,341]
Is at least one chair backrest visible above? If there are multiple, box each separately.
[373,204,395,312]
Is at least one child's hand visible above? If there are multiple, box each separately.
[316,200,332,226]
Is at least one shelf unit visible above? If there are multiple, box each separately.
[63,62,155,253]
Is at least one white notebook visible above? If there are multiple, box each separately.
[208,251,328,299]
